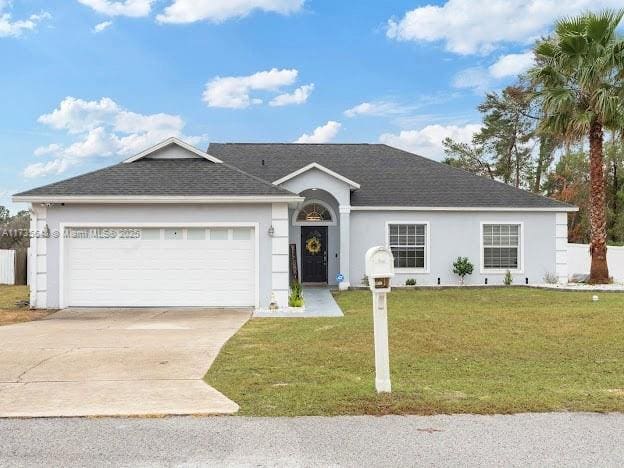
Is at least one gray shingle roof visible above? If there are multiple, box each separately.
[14,159,296,198]
[208,143,573,209]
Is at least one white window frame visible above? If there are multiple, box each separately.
[385,221,430,273]
[480,221,524,274]
[292,199,337,226]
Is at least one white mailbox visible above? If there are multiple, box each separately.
[365,246,395,292]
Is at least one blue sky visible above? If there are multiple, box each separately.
[1,0,620,211]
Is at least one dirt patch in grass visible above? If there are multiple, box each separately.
[205,288,624,416]
[0,308,56,326]
[0,285,56,326]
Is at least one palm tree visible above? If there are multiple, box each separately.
[529,10,624,283]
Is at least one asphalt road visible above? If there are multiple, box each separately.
[1,413,623,467]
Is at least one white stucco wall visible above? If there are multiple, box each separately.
[43,203,276,308]
[349,210,561,286]
[144,145,203,160]
[279,168,351,206]
[39,201,568,307]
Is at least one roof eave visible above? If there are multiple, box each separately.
[12,195,305,204]
[349,205,578,212]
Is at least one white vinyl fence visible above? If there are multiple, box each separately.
[0,250,15,285]
[567,243,624,282]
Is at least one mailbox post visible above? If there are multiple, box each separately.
[365,246,395,393]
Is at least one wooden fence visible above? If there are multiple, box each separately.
[0,249,27,285]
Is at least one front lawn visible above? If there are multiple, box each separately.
[0,285,53,326]
[205,288,624,416]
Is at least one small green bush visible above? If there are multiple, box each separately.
[543,272,558,284]
[452,257,474,285]
[289,296,304,307]
[405,278,416,286]
[503,270,513,286]
[289,280,304,307]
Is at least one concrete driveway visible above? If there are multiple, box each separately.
[0,308,250,417]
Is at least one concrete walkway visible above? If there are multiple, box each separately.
[254,287,344,318]
[0,307,250,417]
[1,413,624,466]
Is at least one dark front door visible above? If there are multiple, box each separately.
[301,226,328,283]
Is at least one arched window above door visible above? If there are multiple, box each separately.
[294,200,336,225]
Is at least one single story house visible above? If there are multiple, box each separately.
[13,137,576,309]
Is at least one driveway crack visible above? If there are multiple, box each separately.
[15,349,75,383]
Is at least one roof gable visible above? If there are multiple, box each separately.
[124,137,222,164]
[273,162,360,189]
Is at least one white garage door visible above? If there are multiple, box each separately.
[64,226,255,307]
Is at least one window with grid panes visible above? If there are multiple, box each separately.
[482,224,520,269]
[387,224,426,269]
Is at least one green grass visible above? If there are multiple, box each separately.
[205,288,624,416]
[0,285,28,308]
[0,285,53,325]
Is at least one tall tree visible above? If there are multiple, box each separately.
[443,84,537,188]
[532,134,557,193]
[529,10,624,283]
[474,87,535,188]
[605,135,624,243]
[544,149,590,243]
[0,206,9,223]
[0,207,30,250]
[442,138,494,179]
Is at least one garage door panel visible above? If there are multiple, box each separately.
[65,226,255,307]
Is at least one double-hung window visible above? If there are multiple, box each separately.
[387,223,427,270]
[482,224,521,270]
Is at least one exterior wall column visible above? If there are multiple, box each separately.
[271,203,290,308]
[30,204,48,309]
[555,212,569,284]
[339,204,351,290]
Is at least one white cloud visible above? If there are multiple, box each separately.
[157,0,304,24]
[269,83,314,107]
[34,143,63,157]
[452,51,536,93]
[23,159,73,179]
[387,0,624,55]
[488,52,535,79]
[344,101,406,118]
[452,67,492,93]
[295,121,341,143]
[93,20,113,33]
[77,0,154,17]
[26,97,201,178]
[203,68,305,109]
[379,123,481,160]
[0,2,50,38]
[38,97,121,134]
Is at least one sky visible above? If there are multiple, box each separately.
[2,0,623,212]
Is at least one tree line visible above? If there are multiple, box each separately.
[443,10,624,283]
[0,207,30,250]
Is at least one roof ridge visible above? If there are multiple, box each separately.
[209,142,376,146]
